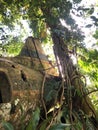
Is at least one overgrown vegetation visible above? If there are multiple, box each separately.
[0,0,98,130]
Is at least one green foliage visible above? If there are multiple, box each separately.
[1,41,23,56]
[93,30,98,40]
[26,107,40,130]
[78,48,98,111]
[0,0,98,129]
[74,121,83,130]
[44,78,61,104]
[79,49,98,84]
[85,117,95,130]
[49,123,71,130]
[0,0,84,42]
[2,121,14,130]
[39,116,52,130]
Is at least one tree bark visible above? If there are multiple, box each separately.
[51,32,98,129]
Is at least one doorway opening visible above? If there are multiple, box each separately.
[0,71,11,103]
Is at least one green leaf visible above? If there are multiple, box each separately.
[40,117,52,130]
[2,122,14,130]
[49,123,71,130]
[26,107,40,130]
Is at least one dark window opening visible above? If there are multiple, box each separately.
[0,71,11,103]
[0,91,3,103]
[61,116,66,123]
[21,70,27,82]
[12,65,15,68]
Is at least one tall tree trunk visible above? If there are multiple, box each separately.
[51,32,98,129]
[40,4,98,128]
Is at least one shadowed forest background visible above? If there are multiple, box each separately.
[0,0,98,130]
